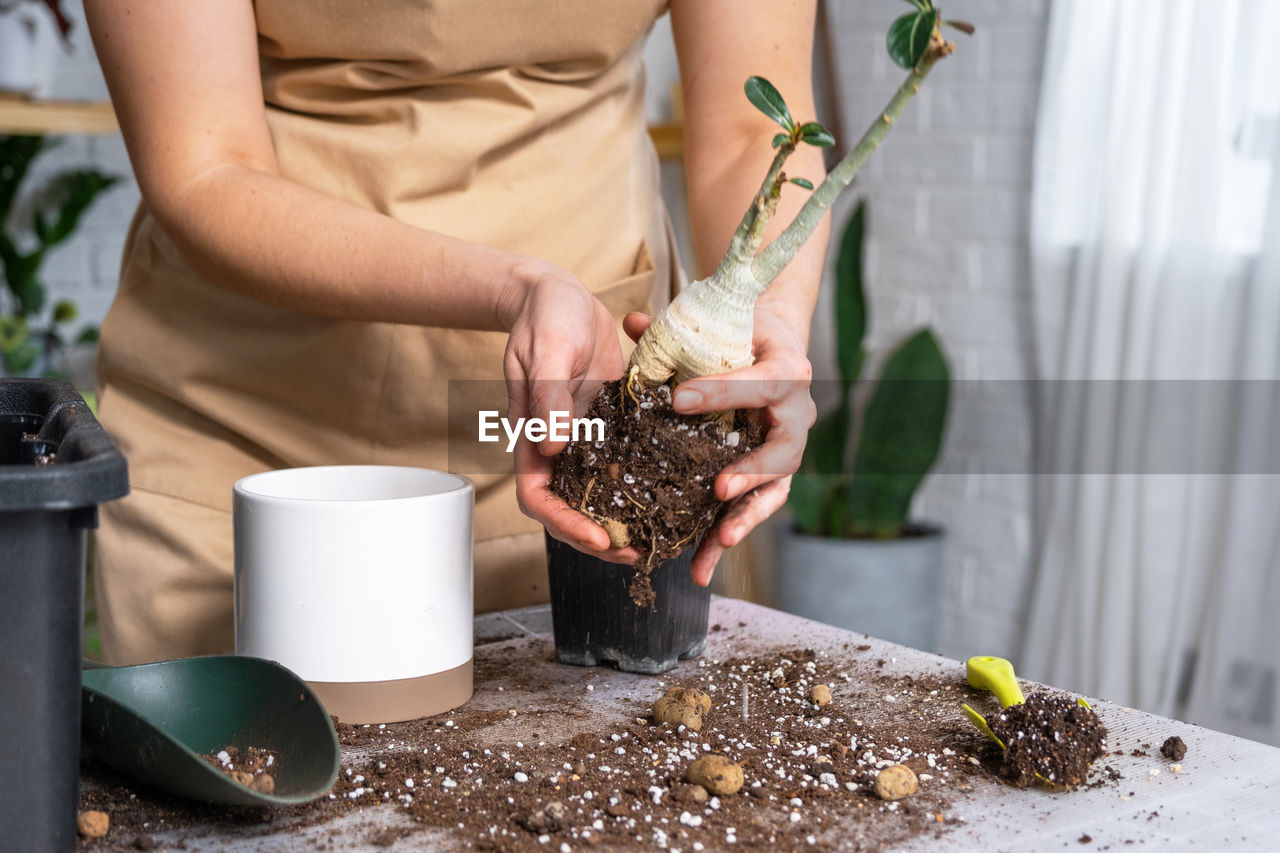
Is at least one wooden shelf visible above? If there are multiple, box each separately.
[649,123,683,161]
[0,95,684,160]
[0,95,118,135]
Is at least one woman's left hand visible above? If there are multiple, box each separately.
[623,306,817,587]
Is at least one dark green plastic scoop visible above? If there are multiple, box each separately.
[82,656,340,805]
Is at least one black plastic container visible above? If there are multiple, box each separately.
[546,533,710,674]
[1,379,128,852]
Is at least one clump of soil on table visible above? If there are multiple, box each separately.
[551,380,760,605]
[985,692,1108,788]
[201,745,280,794]
[1160,736,1187,762]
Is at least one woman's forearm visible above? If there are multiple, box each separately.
[155,163,537,332]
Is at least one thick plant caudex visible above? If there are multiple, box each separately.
[628,2,968,390]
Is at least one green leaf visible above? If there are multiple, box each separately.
[788,474,839,536]
[3,338,40,375]
[744,76,795,132]
[788,177,814,190]
[38,169,121,248]
[12,264,46,317]
[0,135,51,226]
[887,9,938,70]
[903,0,932,11]
[799,122,836,147]
[791,398,855,536]
[0,315,29,353]
[52,299,77,323]
[846,329,950,537]
[75,325,100,345]
[771,133,790,148]
[834,202,868,393]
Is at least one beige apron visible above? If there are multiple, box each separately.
[93,0,679,664]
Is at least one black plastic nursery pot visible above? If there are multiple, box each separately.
[1,379,129,852]
[545,532,710,674]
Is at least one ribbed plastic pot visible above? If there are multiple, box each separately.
[545,533,709,674]
[1,379,129,852]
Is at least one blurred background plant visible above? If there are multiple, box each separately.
[1,134,118,378]
[789,200,950,539]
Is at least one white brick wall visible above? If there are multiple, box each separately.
[816,0,1050,661]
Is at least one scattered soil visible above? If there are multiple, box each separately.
[1160,736,1187,762]
[80,643,1033,851]
[201,746,279,794]
[985,692,1108,789]
[550,379,760,605]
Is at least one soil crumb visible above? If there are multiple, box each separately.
[202,745,280,794]
[1160,736,1187,762]
[986,693,1107,788]
[551,379,760,605]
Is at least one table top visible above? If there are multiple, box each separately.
[80,599,1280,851]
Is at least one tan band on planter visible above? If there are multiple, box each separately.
[308,658,473,725]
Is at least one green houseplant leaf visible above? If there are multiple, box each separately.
[887,9,938,70]
[744,76,795,132]
[0,315,29,353]
[788,177,814,190]
[0,136,52,225]
[40,169,121,248]
[1,135,120,376]
[845,329,950,537]
[798,122,836,147]
[3,338,40,375]
[835,200,868,395]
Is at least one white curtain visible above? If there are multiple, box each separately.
[1023,0,1280,745]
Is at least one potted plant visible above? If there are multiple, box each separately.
[775,200,950,651]
[1,134,119,382]
[546,2,970,671]
[0,1,70,96]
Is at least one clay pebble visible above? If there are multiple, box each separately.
[77,810,110,839]
[811,684,832,707]
[686,754,744,796]
[874,764,919,801]
[653,686,713,731]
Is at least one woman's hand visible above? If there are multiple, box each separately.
[623,306,817,586]
[503,262,643,564]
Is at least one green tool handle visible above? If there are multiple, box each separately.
[966,656,1026,709]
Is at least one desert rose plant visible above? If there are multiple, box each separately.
[552,2,970,573]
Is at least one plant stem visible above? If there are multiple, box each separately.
[721,142,795,272]
[751,51,939,283]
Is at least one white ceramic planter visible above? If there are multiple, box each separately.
[0,4,57,97]
[773,517,944,651]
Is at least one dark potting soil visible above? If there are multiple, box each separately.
[551,379,761,606]
[985,692,1108,789]
[200,745,280,794]
[78,642,1034,852]
[1160,736,1187,762]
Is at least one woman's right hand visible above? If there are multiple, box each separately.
[500,262,643,564]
